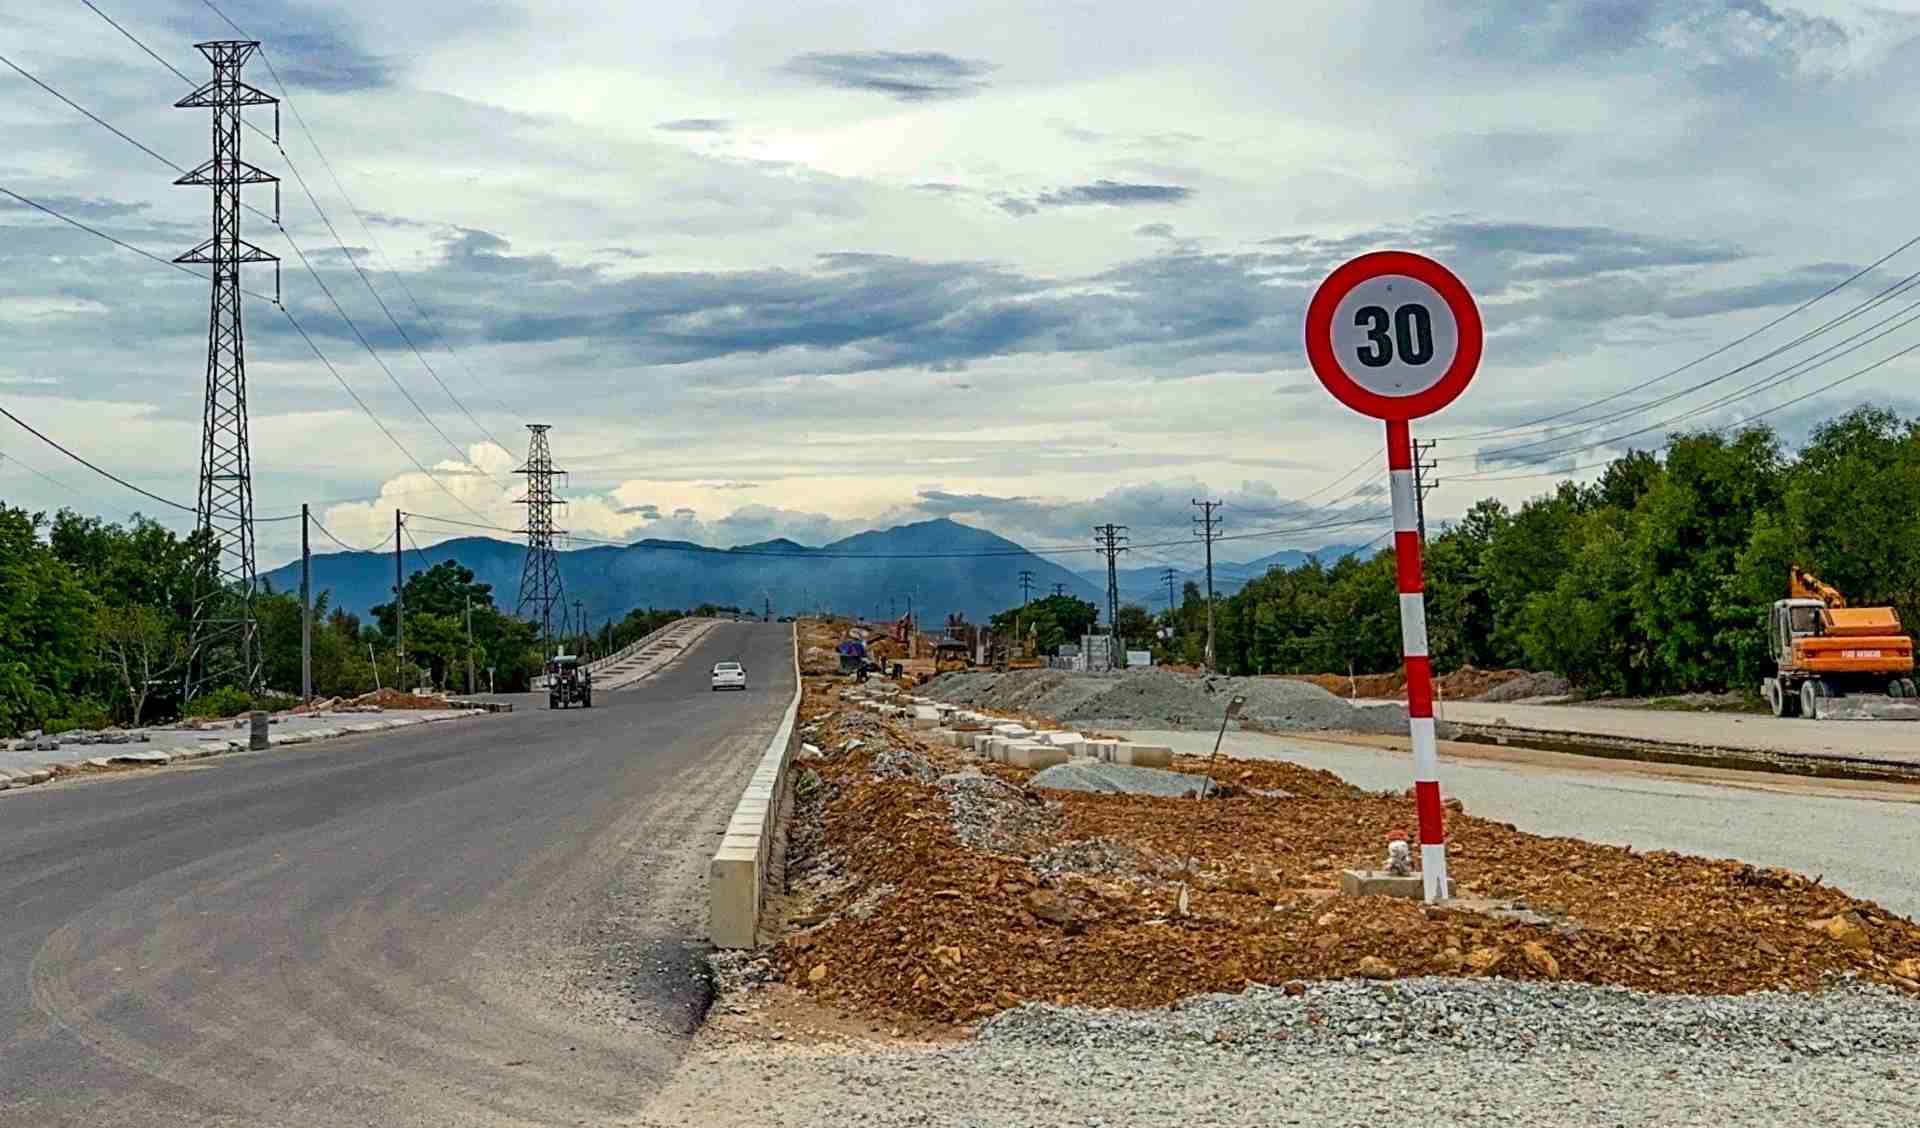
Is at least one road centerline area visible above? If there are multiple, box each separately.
[0,622,793,1128]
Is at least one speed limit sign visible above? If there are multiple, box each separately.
[1304,251,1481,420]
[1302,249,1483,905]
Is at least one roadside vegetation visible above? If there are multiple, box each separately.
[0,504,715,737]
[1095,407,1919,698]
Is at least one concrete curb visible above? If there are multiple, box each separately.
[708,624,802,948]
[0,708,488,795]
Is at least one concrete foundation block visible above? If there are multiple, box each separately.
[1039,731,1086,747]
[1340,869,1453,900]
[1004,742,1072,770]
[1109,743,1175,769]
[991,723,1034,738]
[709,847,761,948]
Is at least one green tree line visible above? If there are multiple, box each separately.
[0,506,701,736]
[1150,407,1920,694]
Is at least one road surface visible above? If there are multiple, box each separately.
[1429,699,1920,767]
[0,621,793,1127]
[1123,727,1920,922]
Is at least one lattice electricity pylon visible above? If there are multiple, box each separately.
[515,424,569,655]
[177,40,281,698]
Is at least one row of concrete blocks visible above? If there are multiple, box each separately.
[709,631,803,950]
[843,694,1175,770]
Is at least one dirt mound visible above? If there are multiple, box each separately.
[350,688,447,710]
[776,682,1920,1027]
[1279,666,1551,702]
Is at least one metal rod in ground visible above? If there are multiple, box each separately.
[1204,693,1247,794]
[1386,418,1448,901]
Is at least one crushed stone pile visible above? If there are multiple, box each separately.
[1030,761,1216,799]
[938,770,1063,854]
[1474,671,1573,702]
[922,668,1410,735]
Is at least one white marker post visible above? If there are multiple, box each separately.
[1304,251,1483,902]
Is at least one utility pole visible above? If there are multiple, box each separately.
[1093,524,1128,669]
[1413,438,1439,545]
[515,424,567,659]
[300,503,312,703]
[1018,569,1035,606]
[1161,567,1178,617]
[1052,582,1067,598]
[394,510,405,685]
[573,598,585,653]
[464,596,475,696]
[179,40,280,699]
[1193,499,1222,673]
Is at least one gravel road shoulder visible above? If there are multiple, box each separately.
[632,977,1920,1127]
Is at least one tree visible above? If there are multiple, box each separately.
[97,604,185,726]
[988,594,1098,655]
[1113,604,1157,650]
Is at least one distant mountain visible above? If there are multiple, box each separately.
[261,518,1107,626]
[1087,543,1374,607]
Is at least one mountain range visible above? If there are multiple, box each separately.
[262,519,1372,627]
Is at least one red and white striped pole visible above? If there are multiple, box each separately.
[1386,417,1448,902]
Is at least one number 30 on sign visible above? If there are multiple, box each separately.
[1304,251,1481,421]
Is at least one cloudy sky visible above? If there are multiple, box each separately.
[6,0,1920,576]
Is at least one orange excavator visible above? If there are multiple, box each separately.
[1762,567,1918,719]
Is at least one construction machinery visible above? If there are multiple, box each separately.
[1761,567,1918,719]
[546,653,593,710]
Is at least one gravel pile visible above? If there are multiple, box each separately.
[1476,671,1573,702]
[1026,837,1168,882]
[937,770,1062,853]
[1030,760,1216,798]
[868,746,937,783]
[982,977,1920,1060]
[922,668,1412,735]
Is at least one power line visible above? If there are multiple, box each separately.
[78,0,194,83]
[197,0,515,449]
[1437,232,1920,443]
[0,51,184,171]
[310,513,393,554]
[0,402,196,513]
[0,186,272,302]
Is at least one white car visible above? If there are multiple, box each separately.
[711,661,747,691]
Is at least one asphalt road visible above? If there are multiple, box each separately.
[0,621,794,1127]
[1124,727,1920,922]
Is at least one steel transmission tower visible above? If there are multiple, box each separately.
[178,40,280,697]
[515,424,568,656]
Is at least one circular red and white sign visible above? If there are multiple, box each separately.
[1304,251,1482,420]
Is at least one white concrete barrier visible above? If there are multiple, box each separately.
[708,625,803,949]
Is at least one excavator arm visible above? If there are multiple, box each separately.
[1789,566,1847,608]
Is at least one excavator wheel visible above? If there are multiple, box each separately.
[1765,678,1795,718]
[1906,679,1919,699]
[1891,680,1908,700]
[1800,679,1829,720]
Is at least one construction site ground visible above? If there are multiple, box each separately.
[637,668,1920,1126]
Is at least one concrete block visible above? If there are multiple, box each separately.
[932,728,961,747]
[1109,743,1175,769]
[1340,869,1453,900]
[910,707,941,731]
[709,847,761,949]
[1038,732,1086,747]
[1003,742,1071,770]
[992,723,1034,739]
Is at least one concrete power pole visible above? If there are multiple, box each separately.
[1052,582,1067,598]
[1193,500,1222,672]
[573,598,584,653]
[179,40,280,698]
[300,503,311,703]
[1413,438,1438,545]
[1018,570,1035,606]
[465,596,475,696]
[1093,524,1129,670]
[514,424,568,659]
[1161,567,1178,617]
[394,510,407,686]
